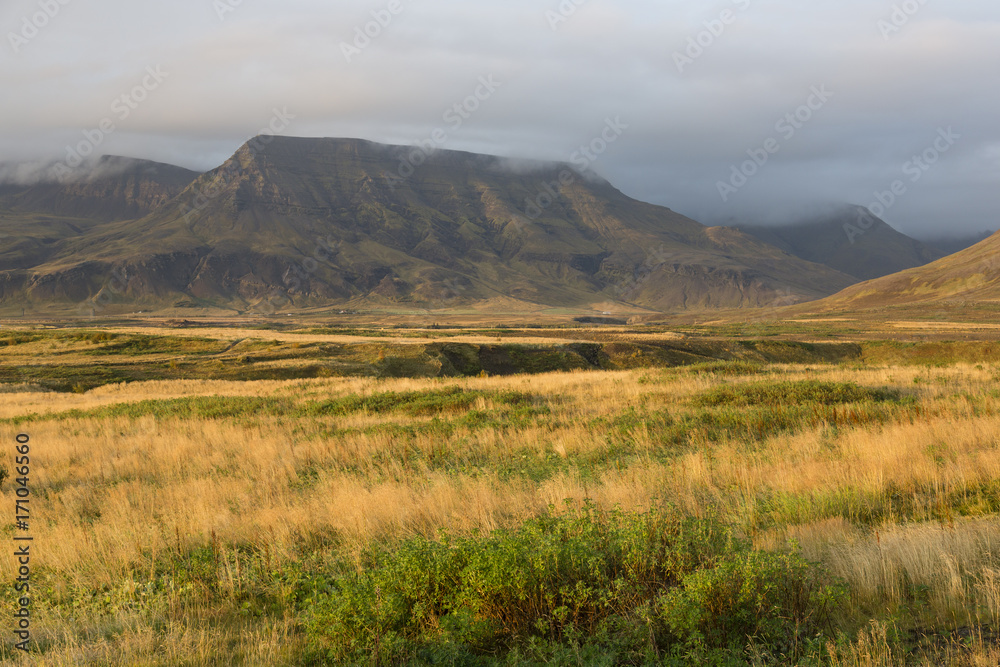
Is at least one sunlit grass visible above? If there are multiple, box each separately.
[1,350,1000,663]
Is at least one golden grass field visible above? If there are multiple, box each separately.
[1,324,1000,664]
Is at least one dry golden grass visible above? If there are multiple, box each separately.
[775,518,1000,626]
[0,365,995,576]
[827,622,905,667]
[0,611,303,666]
[2,360,1000,662]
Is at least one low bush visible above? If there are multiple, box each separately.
[304,507,846,665]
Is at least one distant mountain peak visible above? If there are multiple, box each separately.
[737,205,944,281]
[0,156,200,222]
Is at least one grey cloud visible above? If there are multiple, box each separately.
[1,0,997,239]
[0,155,142,185]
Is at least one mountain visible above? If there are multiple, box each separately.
[0,155,200,221]
[0,137,857,314]
[923,230,995,257]
[803,230,1000,311]
[0,156,200,273]
[738,205,944,281]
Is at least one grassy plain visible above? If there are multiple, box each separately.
[0,320,999,664]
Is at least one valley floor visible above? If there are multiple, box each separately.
[0,324,999,664]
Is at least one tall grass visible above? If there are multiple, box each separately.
[1,361,999,663]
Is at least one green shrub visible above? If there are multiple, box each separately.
[303,507,844,665]
[679,401,917,444]
[658,550,843,658]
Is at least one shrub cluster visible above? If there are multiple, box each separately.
[304,507,845,665]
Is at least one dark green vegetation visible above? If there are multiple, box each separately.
[305,508,844,666]
[693,381,904,408]
[7,326,1000,394]
[8,326,1000,394]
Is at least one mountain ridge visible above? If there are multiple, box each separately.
[738,205,944,281]
[799,229,1000,312]
[0,155,201,221]
[1,137,861,314]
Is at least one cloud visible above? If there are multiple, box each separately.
[0,155,142,186]
[1,0,997,238]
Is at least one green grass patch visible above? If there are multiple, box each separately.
[298,387,540,417]
[83,334,223,356]
[5,388,547,428]
[694,381,905,408]
[42,396,293,423]
[0,334,44,346]
[0,364,136,393]
[593,398,921,455]
[685,361,769,377]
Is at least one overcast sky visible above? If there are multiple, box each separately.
[2,0,998,238]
